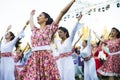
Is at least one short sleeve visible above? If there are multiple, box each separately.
[31,26,39,33]
[49,22,58,33]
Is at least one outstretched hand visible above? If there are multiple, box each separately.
[93,30,96,35]
[6,25,12,32]
[93,30,98,37]
[30,10,35,16]
[77,13,82,21]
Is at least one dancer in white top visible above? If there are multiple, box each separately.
[80,30,98,80]
[54,14,83,80]
[0,25,25,80]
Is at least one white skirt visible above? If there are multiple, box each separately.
[0,57,15,80]
[84,57,98,80]
[59,56,75,80]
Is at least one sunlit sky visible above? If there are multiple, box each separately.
[0,0,120,47]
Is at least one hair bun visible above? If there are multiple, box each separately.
[42,12,53,25]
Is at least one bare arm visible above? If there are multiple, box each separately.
[23,20,29,31]
[6,25,12,32]
[73,33,83,49]
[29,10,35,31]
[54,0,75,24]
[93,31,104,42]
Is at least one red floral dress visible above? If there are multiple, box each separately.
[20,23,60,80]
[97,38,120,76]
[92,46,102,75]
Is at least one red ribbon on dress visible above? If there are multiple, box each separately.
[1,52,12,57]
[54,52,72,60]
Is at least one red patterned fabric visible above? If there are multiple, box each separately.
[98,38,120,76]
[1,52,12,57]
[54,52,72,60]
[14,65,23,80]
[20,23,60,80]
[92,46,102,74]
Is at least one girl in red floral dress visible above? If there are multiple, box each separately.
[91,42,102,75]
[95,27,120,80]
[20,0,76,80]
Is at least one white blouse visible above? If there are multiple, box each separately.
[80,36,91,58]
[1,30,24,53]
[55,22,82,53]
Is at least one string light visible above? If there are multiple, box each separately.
[93,8,96,12]
[117,3,120,8]
[102,7,105,12]
[98,8,101,12]
[106,4,110,10]
[62,0,120,21]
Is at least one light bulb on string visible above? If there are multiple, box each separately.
[117,3,120,8]
[106,4,110,10]
[102,7,105,12]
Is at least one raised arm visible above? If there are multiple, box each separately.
[23,20,29,31]
[1,25,12,41]
[73,33,83,49]
[93,31,104,42]
[6,25,12,32]
[72,33,83,53]
[11,24,27,46]
[87,29,91,47]
[54,0,75,24]
[70,14,83,42]
[29,10,35,31]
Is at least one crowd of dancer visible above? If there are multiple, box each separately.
[0,0,120,80]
